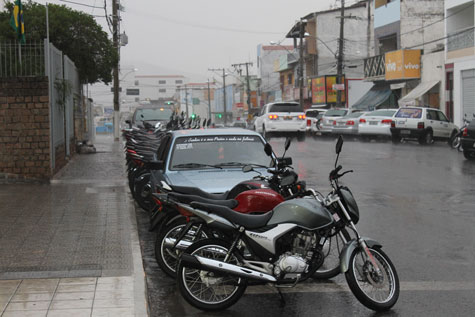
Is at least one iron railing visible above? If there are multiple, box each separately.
[447,27,475,52]
[0,41,45,78]
[364,54,385,80]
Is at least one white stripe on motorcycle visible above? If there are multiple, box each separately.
[245,281,475,294]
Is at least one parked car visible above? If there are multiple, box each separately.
[390,107,458,145]
[149,128,273,194]
[127,105,174,129]
[461,119,475,160]
[254,102,306,139]
[331,112,366,136]
[305,108,327,133]
[319,108,349,135]
[358,109,397,140]
[231,120,248,129]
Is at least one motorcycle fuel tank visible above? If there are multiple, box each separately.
[267,198,333,230]
[233,189,284,214]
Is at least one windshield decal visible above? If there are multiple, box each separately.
[175,143,193,150]
[177,136,259,144]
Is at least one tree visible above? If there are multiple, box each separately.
[0,1,117,84]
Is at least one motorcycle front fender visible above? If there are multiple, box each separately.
[339,238,382,273]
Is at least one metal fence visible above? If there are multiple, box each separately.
[447,27,475,52]
[0,41,45,77]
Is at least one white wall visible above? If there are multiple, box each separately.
[348,79,374,108]
[421,51,446,111]
[400,0,445,52]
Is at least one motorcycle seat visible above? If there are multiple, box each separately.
[170,185,229,200]
[168,192,238,209]
[190,202,273,229]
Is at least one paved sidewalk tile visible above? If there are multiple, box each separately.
[0,135,148,317]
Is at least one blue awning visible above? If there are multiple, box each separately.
[352,86,392,111]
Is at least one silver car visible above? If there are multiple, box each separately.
[331,112,366,135]
[319,109,349,135]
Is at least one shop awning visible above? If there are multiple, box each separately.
[398,80,439,107]
[352,85,392,111]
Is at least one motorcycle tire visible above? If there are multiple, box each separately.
[313,228,351,280]
[177,238,247,311]
[155,217,208,278]
[449,131,461,149]
[345,246,399,311]
[133,173,154,211]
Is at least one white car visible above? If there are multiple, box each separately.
[390,107,458,145]
[319,108,349,135]
[358,109,397,140]
[254,102,306,139]
[305,108,327,133]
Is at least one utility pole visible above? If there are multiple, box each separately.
[207,79,212,121]
[299,18,305,109]
[112,0,120,140]
[184,84,189,118]
[231,62,253,109]
[208,68,227,124]
[336,0,345,108]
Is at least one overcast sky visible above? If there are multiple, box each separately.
[32,0,344,104]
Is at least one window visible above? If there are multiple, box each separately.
[426,110,438,120]
[159,88,166,93]
[126,88,140,96]
[159,80,166,84]
[175,80,183,84]
[269,103,303,113]
[437,111,449,122]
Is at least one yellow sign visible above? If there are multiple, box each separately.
[385,49,421,80]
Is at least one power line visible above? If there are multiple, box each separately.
[406,26,475,49]
[59,0,103,9]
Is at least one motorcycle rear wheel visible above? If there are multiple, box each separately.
[155,217,208,277]
[177,239,247,311]
[345,246,399,311]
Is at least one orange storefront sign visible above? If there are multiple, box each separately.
[385,49,421,80]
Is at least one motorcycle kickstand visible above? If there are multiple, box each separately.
[277,288,286,307]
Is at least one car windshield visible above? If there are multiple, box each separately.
[269,103,303,112]
[366,110,397,117]
[342,112,364,119]
[325,109,348,117]
[395,108,422,119]
[134,107,173,122]
[169,135,272,170]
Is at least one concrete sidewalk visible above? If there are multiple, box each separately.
[0,135,147,316]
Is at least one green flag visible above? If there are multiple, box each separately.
[10,0,26,44]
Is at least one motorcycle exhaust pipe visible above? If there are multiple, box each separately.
[164,237,192,251]
[180,253,276,283]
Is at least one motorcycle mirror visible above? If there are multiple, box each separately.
[284,137,291,151]
[264,143,273,157]
[336,135,344,154]
[242,165,254,173]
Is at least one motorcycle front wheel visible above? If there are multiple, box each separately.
[177,239,247,311]
[345,246,399,311]
[313,228,351,279]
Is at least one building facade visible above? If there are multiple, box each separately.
[445,0,475,128]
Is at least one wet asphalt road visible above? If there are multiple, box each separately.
[135,135,475,317]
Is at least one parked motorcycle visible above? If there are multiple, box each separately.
[174,136,399,312]
[152,139,309,277]
[449,113,474,151]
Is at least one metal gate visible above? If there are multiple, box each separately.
[462,69,475,121]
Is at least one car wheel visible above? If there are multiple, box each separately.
[262,125,271,140]
[391,135,401,144]
[463,150,475,161]
[419,130,433,145]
